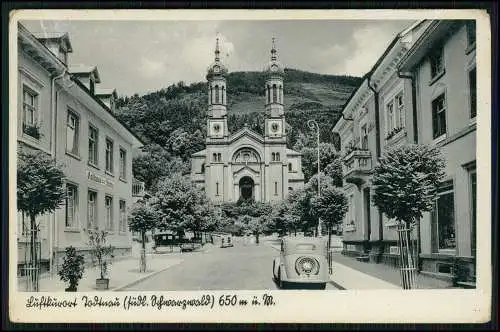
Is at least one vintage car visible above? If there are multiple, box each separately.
[272,237,330,289]
[212,233,234,248]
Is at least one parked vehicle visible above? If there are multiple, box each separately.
[153,231,180,248]
[272,237,330,289]
[180,241,202,253]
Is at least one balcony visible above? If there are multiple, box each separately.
[132,178,146,197]
[342,149,372,186]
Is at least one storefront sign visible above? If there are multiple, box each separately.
[87,170,114,188]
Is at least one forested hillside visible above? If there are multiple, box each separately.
[115,68,361,188]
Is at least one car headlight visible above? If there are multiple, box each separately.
[295,256,320,275]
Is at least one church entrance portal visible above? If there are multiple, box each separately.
[239,176,255,201]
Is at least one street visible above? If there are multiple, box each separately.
[121,238,339,291]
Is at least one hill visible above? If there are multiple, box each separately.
[115,68,362,163]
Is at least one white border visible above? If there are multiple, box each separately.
[9,9,492,324]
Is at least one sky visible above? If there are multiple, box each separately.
[21,19,414,97]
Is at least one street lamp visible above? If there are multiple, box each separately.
[307,119,321,237]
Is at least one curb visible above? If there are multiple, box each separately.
[112,259,183,291]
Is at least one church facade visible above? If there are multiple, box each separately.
[191,39,304,204]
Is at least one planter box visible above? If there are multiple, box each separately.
[96,278,110,290]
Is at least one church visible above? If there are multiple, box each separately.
[191,39,305,204]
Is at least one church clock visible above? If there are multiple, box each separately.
[269,121,282,136]
[211,121,224,137]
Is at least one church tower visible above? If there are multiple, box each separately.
[206,38,229,141]
[264,38,285,140]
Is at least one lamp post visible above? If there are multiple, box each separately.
[307,120,321,237]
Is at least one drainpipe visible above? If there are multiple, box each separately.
[367,76,383,262]
[397,69,421,271]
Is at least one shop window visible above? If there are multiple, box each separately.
[433,180,456,251]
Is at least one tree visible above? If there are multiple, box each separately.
[372,144,446,289]
[300,143,340,182]
[311,183,348,265]
[153,174,208,238]
[128,201,161,272]
[17,150,66,291]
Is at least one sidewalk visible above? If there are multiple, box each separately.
[17,253,184,292]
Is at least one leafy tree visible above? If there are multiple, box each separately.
[128,201,161,272]
[153,174,208,238]
[17,150,66,291]
[372,144,446,289]
[300,143,340,182]
[287,188,317,234]
[311,184,348,251]
[87,229,114,281]
[58,246,85,292]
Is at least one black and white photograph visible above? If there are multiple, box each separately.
[8,9,492,323]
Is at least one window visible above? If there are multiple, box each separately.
[22,87,38,136]
[470,171,476,257]
[387,101,394,132]
[466,20,476,48]
[216,182,219,196]
[201,163,205,173]
[288,163,292,172]
[396,92,405,128]
[361,124,368,149]
[272,152,275,161]
[66,110,79,155]
[276,152,280,161]
[105,196,113,231]
[119,148,127,179]
[87,190,97,230]
[213,153,217,162]
[279,86,282,103]
[105,138,114,173]
[221,86,225,104]
[288,187,293,191]
[272,84,277,103]
[274,182,278,195]
[432,93,447,139]
[217,153,222,162]
[267,86,271,103]
[429,47,444,79]
[434,181,455,251]
[88,125,98,165]
[469,67,477,119]
[66,184,78,228]
[215,85,219,104]
[119,200,127,232]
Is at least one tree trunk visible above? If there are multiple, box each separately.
[140,231,147,272]
[255,232,259,244]
[28,213,39,292]
[328,225,332,274]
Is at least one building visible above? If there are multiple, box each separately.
[191,39,304,203]
[333,19,477,285]
[17,23,144,274]
[399,19,477,283]
[333,20,430,263]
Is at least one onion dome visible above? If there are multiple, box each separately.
[264,37,285,76]
[206,38,228,80]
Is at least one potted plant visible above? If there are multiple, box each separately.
[58,246,85,292]
[87,228,114,290]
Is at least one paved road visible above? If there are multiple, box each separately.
[121,238,338,291]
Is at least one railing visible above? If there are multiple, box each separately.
[132,179,145,197]
[342,149,372,184]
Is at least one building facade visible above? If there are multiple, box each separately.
[333,19,477,285]
[17,23,144,274]
[191,39,304,203]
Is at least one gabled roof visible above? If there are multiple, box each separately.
[33,31,73,52]
[229,125,264,144]
[69,64,101,83]
[191,149,206,157]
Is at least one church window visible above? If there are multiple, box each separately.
[288,163,292,172]
[274,182,278,195]
[272,152,275,161]
[215,85,220,103]
[279,85,283,103]
[201,163,205,173]
[276,152,280,161]
[216,182,220,196]
[267,85,271,104]
[221,86,225,104]
[213,153,217,162]
[273,84,277,103]
[208,86,212,104]
[217,153,222,162]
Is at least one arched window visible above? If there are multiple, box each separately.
[288,163,292,172]
[221,86,225,104]
[216,182,220,196]
[279,85,283,103]
[276,152,280,161]
[272,152,275,161]
[215,85,219,104]
[217,153,222,162]
[288,187,293,192]
[208,87,212,104]
[267,85,271,104]
[201,163,205,173]
[272,84,277,103]
[213,153,217,161]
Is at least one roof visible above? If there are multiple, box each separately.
[69,64,101,83]
[32,31,73,52]
[286,148,302,156]
[95,88,117,97]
